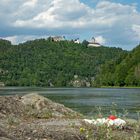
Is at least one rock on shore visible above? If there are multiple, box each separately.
[0,93,140,140]
[0,93,85,140]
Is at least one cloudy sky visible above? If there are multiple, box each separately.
[0,0,140,50]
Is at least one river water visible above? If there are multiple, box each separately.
[0,87,140,119]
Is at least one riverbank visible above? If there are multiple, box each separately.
[101,86,140,89]
[0,93,140,140]
[0,93,85,140]
[1,87,140,119]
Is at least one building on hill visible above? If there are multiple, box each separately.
[88,37,101,47]
[74,38,80,44]
[51,36,65,42]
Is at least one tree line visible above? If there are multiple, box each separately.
[0,38,131,87]
[95,45,140,87]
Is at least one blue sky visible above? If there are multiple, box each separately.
[0,0,140,50]
[81,0,140,8]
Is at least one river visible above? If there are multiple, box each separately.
[0,87,140,119]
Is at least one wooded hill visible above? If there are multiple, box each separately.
[0,38,134,87]
[95,45,140,87]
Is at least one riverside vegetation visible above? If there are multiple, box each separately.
[0,38,140,87]
[0,93,140,140]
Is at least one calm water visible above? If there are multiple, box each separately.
[0,87,140,119]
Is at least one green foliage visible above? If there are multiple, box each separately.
[95,45,140,87]
[79,106,140,140]
[82,40,89,47]
[0,39,126,87]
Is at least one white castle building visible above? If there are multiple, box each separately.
[88,37,101,47]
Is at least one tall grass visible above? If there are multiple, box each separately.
[79,105,140,140]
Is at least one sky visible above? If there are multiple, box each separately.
[0,0,140,50]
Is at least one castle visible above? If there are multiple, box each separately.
[87,37,101,47]
[48,36,101,47]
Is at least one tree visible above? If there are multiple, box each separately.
[82,40,89,47]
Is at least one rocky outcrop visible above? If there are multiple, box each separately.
[70,75,91,87]
[21,93,81,119]
[0,95,25,118]
[0,93,85,140]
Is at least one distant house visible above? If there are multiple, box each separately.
[74,38,80,44]
[51,36,65,42]
[88,37,101,47]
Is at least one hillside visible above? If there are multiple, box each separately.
[95,45,140,87]
[0,39,126,87]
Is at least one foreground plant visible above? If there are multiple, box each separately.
[80,106,140,140]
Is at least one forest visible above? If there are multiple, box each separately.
[95,44,140,87]
[0,38,139,87]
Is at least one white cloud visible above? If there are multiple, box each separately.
[2,35,49,45]
[0,0,140,49]
[13,0,123,29]
[14,0,92,29]
[12,0,140,31]
[95,36,106,44]
[3,36,18,45]
[22,0,37,7]
[132,24,140,39]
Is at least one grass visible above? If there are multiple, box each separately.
[80,122,140,140]
[6,115,20,126]
[25,105,53,119]
[79,106,140,140]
